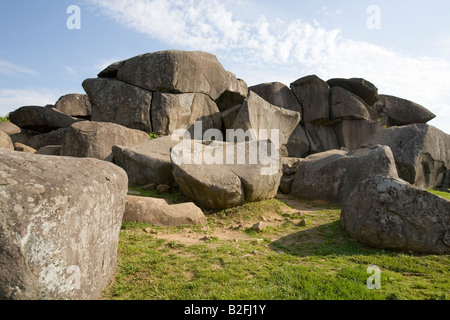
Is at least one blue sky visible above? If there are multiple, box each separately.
[1,0,449,133]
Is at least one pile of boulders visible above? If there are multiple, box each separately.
[0,49,449,299]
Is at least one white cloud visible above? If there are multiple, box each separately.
[0,60,38,76]
[0,89,62,116]
[88,0,450,133]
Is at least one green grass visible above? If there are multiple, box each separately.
[128,185,186,204]
[104,196,449,300]
[428,189,450,200]
[0,115,9,123]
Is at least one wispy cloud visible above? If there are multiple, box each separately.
[0,60,38,76]
[88,0,450,133]
[0,89,62,116]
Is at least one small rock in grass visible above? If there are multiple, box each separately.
[156,184,171,194]
[297,219,307,227]
[252,222,268,233]
[142,183,156,191]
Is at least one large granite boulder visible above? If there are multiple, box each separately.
[229,91,301,147]
[341,175,450,254]
[249,82,302,114]
[60,121,149,161]
[330,87,371,120]
[215,71,248,112]
[9,106,80,133]
[376,94,436,126]
[334,119,383,151]
[11,128,68,151]
[290,145,399,204]
[112,136,179,187]
[54,94,92,119]
[304,122,339,153]
[0,150,128,299]
[366,124,450,189]
[285,124,315,158]
[116,50,229,100]
[124,196,207,226]
[327,78,379,106]
[171,140,282,209]
[0,130,14,150]
[82,78,153,133]
[290,75,330,124]
[151,92,222,136]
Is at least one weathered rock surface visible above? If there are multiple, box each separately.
[290,145,398,204]
[54,94,92,119]
[0,150,128,299]
[151,92,222,136]
[376,94,436,126]
[327,78,379,106]
[290,75,330,124]
[82,78,153,133]
[124,196,207,226]
[0,130,14,150]
[215,72,248,112]
[330,87,370,120]
[112,136,179,187]
[249,82,302,114]
[60,121,149,161]
[221,104,242,130]
[285,124,315,158]
[304,122,339,153]
[229,91,300,147]
[334,119,383,151]
[0,122,21,135]
[366,124,450,189]
[341,175,450,254]
[9,106,80,133]
[97,60,126,78]
[116,50,229,100]
[172,140,282,209]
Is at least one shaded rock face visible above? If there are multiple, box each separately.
[330,87,371,121]
[290,75,330,124]
[304,122,339,153]
[60,121,149,161]
[151,92,222,136]
[327,78,379,106]
[249,82,302,114]
[341,175,450,254]
[54,94,92,119]
[376,94,436,126]
[115,50,229,100]
[10,128,68,151]
[0,130,14,150]
[334,119,383,151]
[215,71,248,112]
[171,140,282,210]
[9,106,80,133]
[0,122,21,136]
[229,91,301,148]
[112,136,179,187]
[124,196,207,226]
[35,145,61,156]
[366,124,450,189]
[82,78,153,133]
[290,145,399,204]
[0,150,128,300]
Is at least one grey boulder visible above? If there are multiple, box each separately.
[215,71,248,112]
[0,150,128,299]
[341,175,450,254]
[82,78,153,133]
[0,130,14,150]
[334,119,383,151]
[60,121,149,161]
[0,122,21,136]
[330,87,370,120]
[54,94,92,119]
[116,50,229,100]
[327,78,379,106]
[249,81,302,114]
[290,145,399,204]
[112,136,179,187]
[124,196,207,226]
[366,124,450,189]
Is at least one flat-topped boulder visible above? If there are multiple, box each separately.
[60,121,149,161]
[290,145,398,204]
[114,50,230,100]
[124,196,207,226]
[327,77,379,106]
[341,175,450,254]
[0,150,128,299]
[112,136,179,187]
[9,106,81,133]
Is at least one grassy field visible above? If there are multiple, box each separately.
[103,188,450,300]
